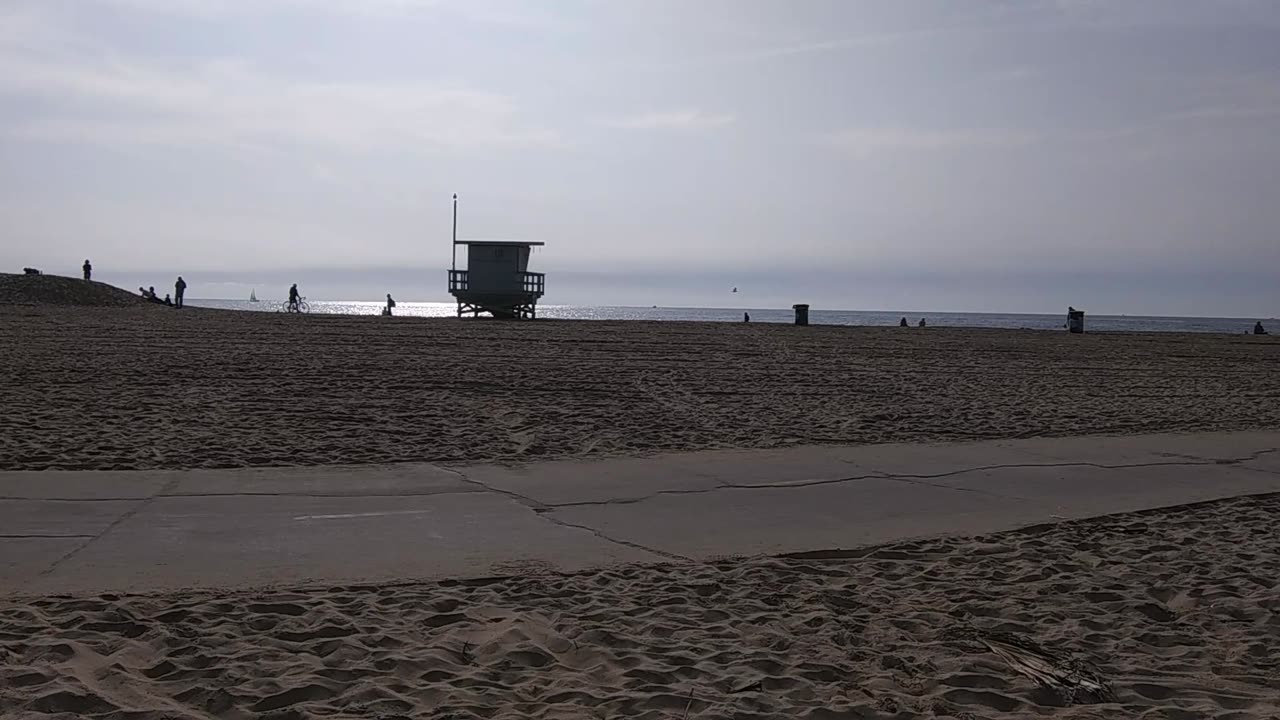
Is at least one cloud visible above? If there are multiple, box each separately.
[81,0,568,28]
[84,0,442,16]
[824,128,1040,154]
[0,18,561,153]
[611,110,735,131]
[637,1,1280,73]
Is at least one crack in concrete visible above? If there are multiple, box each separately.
[0,489,484,502]
[160,488,484,500]
[0,496,154,502]
[0,533,95,539]
[439,466,689,563]
[544,470,1022,508]
[877,474,1028,501]
[546,482,772,509]
[8,445,1276,576]
[36,477,181,579]
[1239,447,1280,472]
[532,513,693,563]
[1240,465,1280,478]
[540,451,1280,510]
[438,467,550,511]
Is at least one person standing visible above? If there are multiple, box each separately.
[288,283,301,312]
[82,259,92,281]
[174,276,187,309]
[384,293,396,316]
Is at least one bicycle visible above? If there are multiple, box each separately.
[279,297,309,313]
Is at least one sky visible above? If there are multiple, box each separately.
[1,0,1278,315]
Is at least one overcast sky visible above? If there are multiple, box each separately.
[2,0,1278,314]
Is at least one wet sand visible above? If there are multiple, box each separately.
[2,493,1278,718]
[1,305,1277,471]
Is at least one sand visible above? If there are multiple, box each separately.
[2,493,1277,718]
[5,303,1278,718]
[1,305,1278,471]
[0,273,147,308]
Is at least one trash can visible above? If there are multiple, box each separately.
[793,304,810,326]
[1067,308,1085,334]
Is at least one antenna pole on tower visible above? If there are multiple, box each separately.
[451,193,458,272]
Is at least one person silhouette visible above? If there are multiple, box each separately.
[82,259,92,281]
[899,317,908,327]
[174,276,186,309]
[1255,321,1269,335]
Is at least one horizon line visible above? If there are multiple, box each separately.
[184,299,1276,321]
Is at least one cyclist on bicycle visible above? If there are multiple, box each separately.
[288,283,301,312]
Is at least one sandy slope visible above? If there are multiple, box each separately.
[0,274,148,307]
[2,305,1278,471]
[2,493,1277,718]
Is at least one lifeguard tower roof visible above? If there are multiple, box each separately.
[455,240,545,246]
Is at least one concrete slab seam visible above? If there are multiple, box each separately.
[438,465,690,563]
[35,476,180,579]
[0,534,96,539]
[0,489,485,502]
[533,515,694,564]
[158,488,484,499]
[0,496,149,502]
[538,452,1279,510]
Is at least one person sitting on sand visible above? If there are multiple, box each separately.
[1256,321,1269,335]
[288,283,301,312]
[147,286,161,303]
[82,259,92,281]
[899,317,908,327]
[918,318,926,327]
[744,312,750,322]
[163,293,172,306]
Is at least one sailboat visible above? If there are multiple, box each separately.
[249,289,259,303]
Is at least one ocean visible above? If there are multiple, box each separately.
[186,299,1272,334]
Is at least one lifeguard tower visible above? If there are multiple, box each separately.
[446,195,546,319]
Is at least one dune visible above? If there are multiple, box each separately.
[0,273,150,308]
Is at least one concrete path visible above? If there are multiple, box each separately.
[3,431,1278,596]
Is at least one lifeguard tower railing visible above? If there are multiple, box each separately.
[448,270,544,296]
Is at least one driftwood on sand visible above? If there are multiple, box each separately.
[980,633,1117,704]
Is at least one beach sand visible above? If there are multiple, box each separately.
[3,493,1278,718]
[1,305,1277,471]
[4,303,1278,718]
